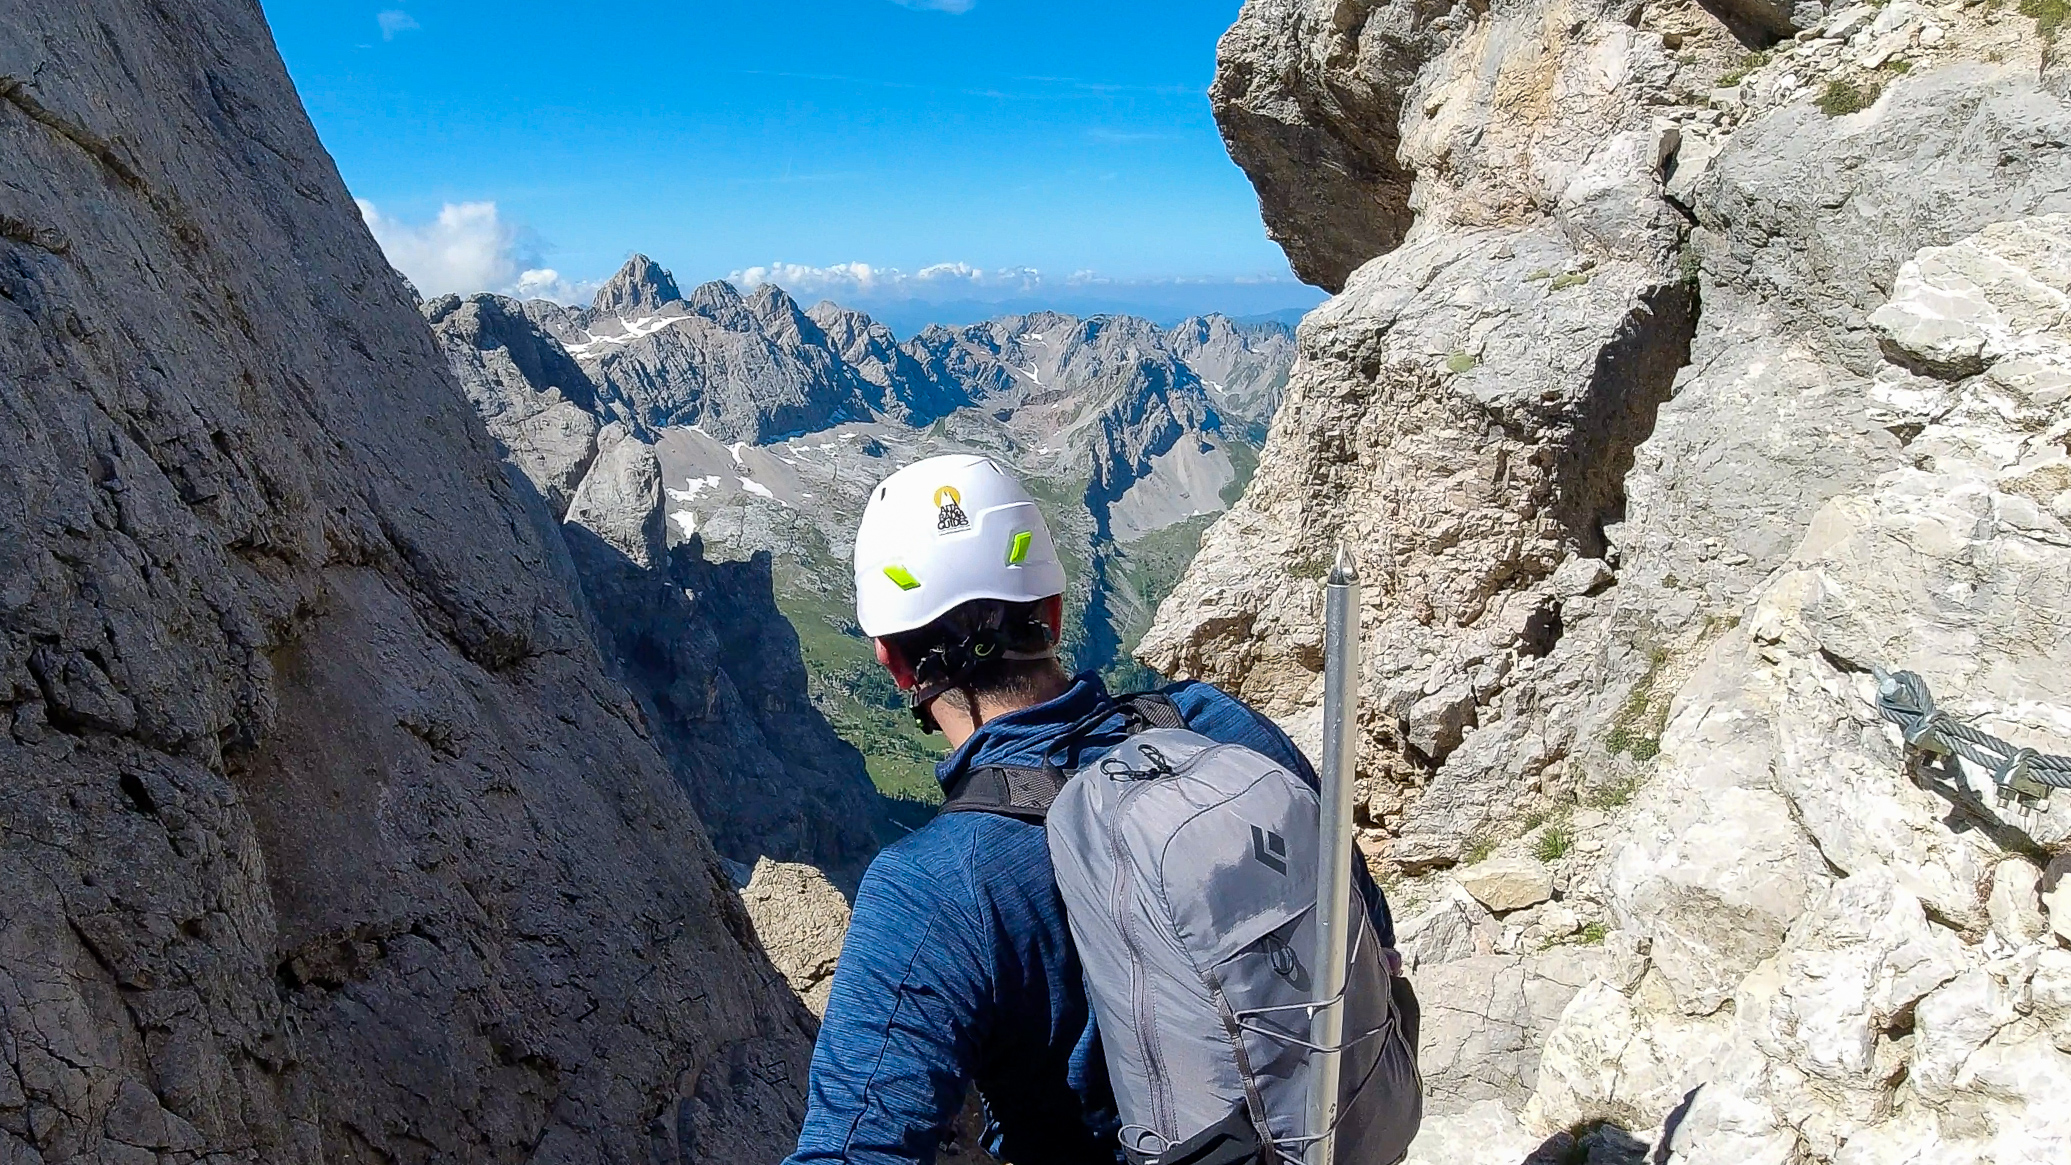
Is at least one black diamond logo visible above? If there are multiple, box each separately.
[1251,825,1288,875]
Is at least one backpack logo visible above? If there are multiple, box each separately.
[934,485,971,532]
[1250,825,1288,875]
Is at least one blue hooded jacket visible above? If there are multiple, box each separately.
[782,674,1395,1165]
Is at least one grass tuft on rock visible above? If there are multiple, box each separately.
[1446,351,1480,374]
[2022,0,2068,38]
[1534,825,1574,863]
[1550,271,1592,290]
[1817,78,1882,117]
[1462,834,1498,865]
[1582,773,1641,809]
[1718,48,1772,87]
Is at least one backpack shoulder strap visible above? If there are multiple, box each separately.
[939,764,1071,823]
[939,693,1189,822]
[1115,690,1187,732]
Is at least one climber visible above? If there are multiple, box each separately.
[781,453,1404,1165]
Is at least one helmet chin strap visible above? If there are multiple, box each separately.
[908,643,1058,734]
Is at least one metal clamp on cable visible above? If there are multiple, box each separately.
[1993,747,2051,813]
[1870,665,2071,816]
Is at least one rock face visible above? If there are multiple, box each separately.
[426,292,603,516]
[1209,0,1442,292]
[423,296,884,873]
[1157,1,2071,1160]
[0,3,814,1161]
[737,859,852,1017]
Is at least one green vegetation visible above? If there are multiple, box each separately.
[1462,834,1498,865]
[1817,79,1882,117]
[1550,271,1592,291]
[1678,244,1702,288]
[1539,920,1611,955]
[1717,49,1772,87]
[1106,512,1221,691]
[1534,824,1575,863]
[2022,0,2067,38]
[775,587,945,805]
[1606,726,1661,760]
[1604,643,1670,761]
[1524,269,1553,282]
[1445,351,1480,374]
[1583,773,1643,809]
[1882,58,1913,75]
[1220,439,1260,509]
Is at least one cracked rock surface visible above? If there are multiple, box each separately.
[0,2,816,1161]
[1156,0,2071,1160]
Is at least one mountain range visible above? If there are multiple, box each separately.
[425,255,1297,802]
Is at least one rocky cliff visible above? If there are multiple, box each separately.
[1147,1,2071,1161]
[426,293,884,874]
[0,3,819,1161]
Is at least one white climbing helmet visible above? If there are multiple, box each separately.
[853,454,1067,638]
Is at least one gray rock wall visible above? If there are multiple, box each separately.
[0,3,812,1161]
[1158,1,2071,1161]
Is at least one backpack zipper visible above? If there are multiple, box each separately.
[1107,779,1173,1144]
[1106,760,1197,1145]
[1101,741,1248,1148]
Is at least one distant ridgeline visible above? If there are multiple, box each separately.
[426,256,1296,805]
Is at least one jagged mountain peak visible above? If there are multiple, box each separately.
[686,278,746,315]
[593,254,683,315]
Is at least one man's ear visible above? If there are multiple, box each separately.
[1040,594,1065,644]
[876,638,918,690]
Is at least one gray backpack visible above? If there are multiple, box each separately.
[940,695,1422,1165]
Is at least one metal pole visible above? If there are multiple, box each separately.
[1306,544,1360,1165]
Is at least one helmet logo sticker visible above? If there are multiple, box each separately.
[934,485,971,532]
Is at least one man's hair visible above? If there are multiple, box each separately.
[884,597,1066,714]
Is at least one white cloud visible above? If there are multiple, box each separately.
[377,10,420,40]
[356,199,595,303]
[730,261,1044,300]
[888,0,976,12]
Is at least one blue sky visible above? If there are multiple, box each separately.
[260,1,1322,325]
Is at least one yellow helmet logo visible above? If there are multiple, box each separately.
[934,485,971,532]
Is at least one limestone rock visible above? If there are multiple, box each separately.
[1869,213,2071,380]
[566,426,668,569]
[592,252,681,315]
[1397,884,1499,971]
[1523,981,1734,1136]
[1175,3,2071,1159]
[2046,861,2071,946]
[1139,222,1695,862]
[1457,857,1555,914]
[0,4,813,1160]
[424,292,602,516]
[1401,1099,1541,1165]
[1415,948,1618,1112]
[740,859,853,1016]
[1989,859,2049,947]
[1550,557,1614,600]
[1209,0,1443,291]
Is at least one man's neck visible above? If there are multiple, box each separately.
[934,673,1073,750]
